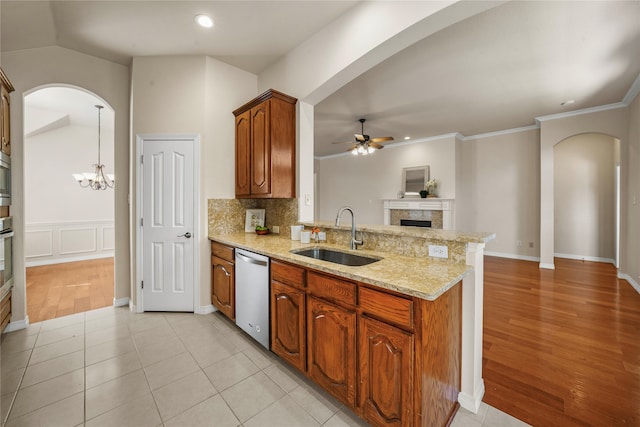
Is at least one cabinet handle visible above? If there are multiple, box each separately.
[219,265,230,277]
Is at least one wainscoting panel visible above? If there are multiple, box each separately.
[25,230,54,258]
[26,221,115,266]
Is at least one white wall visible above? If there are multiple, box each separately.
[316,135,457,224]
[1,46,130,322]
[624,94,640,289]
[130,55,257,310]
[554,134,616,261]
[458,128,540,258]
[25,124,115,223]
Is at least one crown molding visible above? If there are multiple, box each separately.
[622,72,640,105]
[535,102,627,124]
[462,124,539,141]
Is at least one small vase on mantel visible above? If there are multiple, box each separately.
[419,190,428,198]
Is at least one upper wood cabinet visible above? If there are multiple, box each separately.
[233,89,297,199]
[0,68,14,156]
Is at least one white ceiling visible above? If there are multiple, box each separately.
[2,1,639,157]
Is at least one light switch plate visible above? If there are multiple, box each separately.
[428,245,448,259]
[304,194,312,206]
[272,226,280,234]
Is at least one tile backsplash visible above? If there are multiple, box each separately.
[208,198,298,237]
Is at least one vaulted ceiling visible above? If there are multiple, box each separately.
[2,1,639,157]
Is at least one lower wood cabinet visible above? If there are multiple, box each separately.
[1,290,11,332]
[359,315,414,427]
[307,295,357,407]
[211,242,235,320]
[270,280,306,371]
[265,255,461,427]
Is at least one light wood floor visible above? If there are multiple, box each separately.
[483,256,640,426]
[26,258,114,323]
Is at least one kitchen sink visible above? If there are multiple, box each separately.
[291,247,381,266]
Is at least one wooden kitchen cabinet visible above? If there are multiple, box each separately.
[0,68,14,156]
[271,280,306,371]
[233,89,297,199]
[307,295,357,407]
[1,290,11,332]
[271,260,306,370]
[359,315,414,427]
[211,242,235,320]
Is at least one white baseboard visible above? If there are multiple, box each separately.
[618,273,640,295]
[539,262,556,270]
[555,253,616,265]
[4,316,30,333]
[195,304,216,315]
[113,297,130,307]
[26,253,114,268]
[458,380,485,414]
[484,251,540,262]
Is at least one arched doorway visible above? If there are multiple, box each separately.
[24,86,115,322]
[553,133,620,266]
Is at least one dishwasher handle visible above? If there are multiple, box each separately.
[236,252,268,267]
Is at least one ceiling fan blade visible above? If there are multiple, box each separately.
[370,136,394,143]
[346,145,358,152]
[369,142,384,150]
[355,134,366,142]
[332,140,355,145]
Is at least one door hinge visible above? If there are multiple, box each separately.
[140,218,143,227]
[141,280,144,289]
[140,155,144,164]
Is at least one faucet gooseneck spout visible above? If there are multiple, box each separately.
[335,206,363,250]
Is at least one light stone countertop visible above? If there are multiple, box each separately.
[209,232,473,301]
[303,220,496,244]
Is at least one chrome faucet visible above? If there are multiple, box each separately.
[335,206,363,250]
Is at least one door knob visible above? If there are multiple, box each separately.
[178,232,192,238]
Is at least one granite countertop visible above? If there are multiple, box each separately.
[303,220,496,244]
[208,232,473,301]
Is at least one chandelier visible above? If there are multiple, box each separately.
[72,105,115,190]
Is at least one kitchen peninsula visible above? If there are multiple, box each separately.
[209,218,494,426]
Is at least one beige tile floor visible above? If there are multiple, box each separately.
[1,307,531,427]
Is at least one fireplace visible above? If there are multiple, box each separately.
[400,219,432,228]
[383,198,454,230]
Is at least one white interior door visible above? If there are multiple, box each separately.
[142,139,194,311]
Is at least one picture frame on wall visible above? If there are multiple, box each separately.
[245,209,265,232]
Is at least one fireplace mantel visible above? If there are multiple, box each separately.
[383,198,455,230]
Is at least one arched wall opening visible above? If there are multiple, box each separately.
[23,85,115,321]
[553,133,620,265]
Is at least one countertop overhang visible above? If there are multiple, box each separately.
[209,232,473,301]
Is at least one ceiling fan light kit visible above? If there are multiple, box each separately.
[343,118,395,156]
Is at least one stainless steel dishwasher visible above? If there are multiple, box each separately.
[235,248,270,349]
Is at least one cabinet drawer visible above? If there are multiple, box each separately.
[211,242,234,263]
[359,286,414,330]
[0,292,11,332]
[272,260,306,289]
[308,272,356,309]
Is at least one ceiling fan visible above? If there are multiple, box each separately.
[333,118,394,155]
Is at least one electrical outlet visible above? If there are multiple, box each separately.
[272,226,280,234]
[428,245,448,259]
[517,240,522,247]
[304,194,312,206]
[529,242,534,248]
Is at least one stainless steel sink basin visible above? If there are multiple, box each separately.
[291,247,381,266]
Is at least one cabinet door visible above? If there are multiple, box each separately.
[270,281,306,372]
[1,86,10,156]
[359,316,414,427]
[235,110,251,197]
[307,296,356,407]
[250,101,270,195]
[212,256,235,320]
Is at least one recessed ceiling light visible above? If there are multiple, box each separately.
[195,14,214,28]
[404,136,411,140]
[561,99,575,106]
